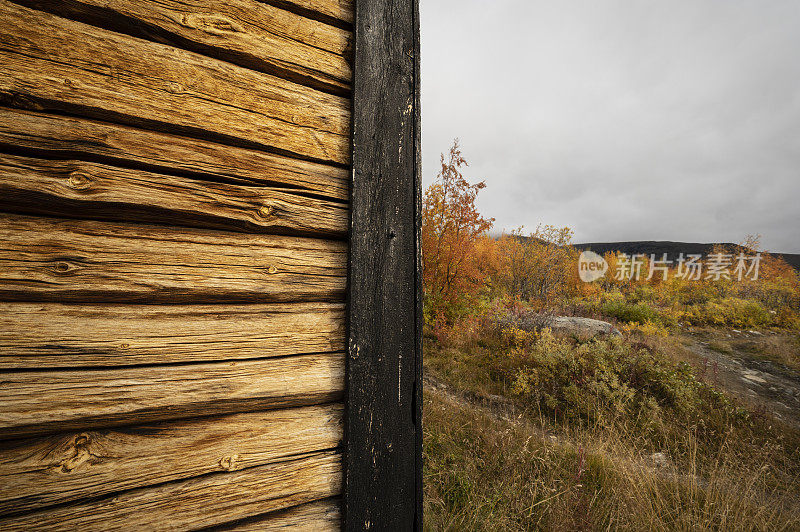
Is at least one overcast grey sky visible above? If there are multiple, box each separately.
[420,0,800,253]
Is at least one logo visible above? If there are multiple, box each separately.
[578,251,608,282]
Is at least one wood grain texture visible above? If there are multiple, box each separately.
[0,405,342,515]
[0,450,341,531]
[263,0,353,26]
[0,302,344,368]
[0,213,347,304]
[0,1,350,164]
[14,0,352,95]
[0,153,348,236]
[0,108,349,201]
[346,0,422,528]
[223,498,340,531]
[0,0,353,526]
[0,353,344,440]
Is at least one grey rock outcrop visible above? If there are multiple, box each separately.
[497,312,621,340]
[549,316,622,340]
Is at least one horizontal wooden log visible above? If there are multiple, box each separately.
[0,450,341,531]
[224,498,340,531]
[0,213,347,303]
[14,0,352,95]
[0,404,342,515]
[0,1,350,165]
[269,0,354,25]
[0,108,349,201]
[0,153,348,236]
[0,353,344,439]
[0,302,344,368]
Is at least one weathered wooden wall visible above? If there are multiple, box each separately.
[0,0,351,528]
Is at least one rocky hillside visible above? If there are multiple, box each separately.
[575,240,800,271]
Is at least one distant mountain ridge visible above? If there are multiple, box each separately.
[574,241,800,271]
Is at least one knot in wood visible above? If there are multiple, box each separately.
[267,265,278,274]
[257,205,274,219]
[67,171,93,191]
[51,261,77,275]
[166,81,184,94]
[180,13,241,35]
[218,454,240,471]
[58,433,95,474]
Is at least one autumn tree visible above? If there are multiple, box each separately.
[422,140,494,316]
[734,234,800,310]
[471,233,502,295]
[496,224,577,302]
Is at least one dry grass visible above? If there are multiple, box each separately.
[423,321,800,531]
[424,388,800,531]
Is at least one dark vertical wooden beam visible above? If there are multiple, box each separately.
[411,1,423,530]
[345,0,421,529]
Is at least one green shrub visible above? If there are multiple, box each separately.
[628,284,658,304]
[507,330,737,435]
[599,300,666,325]
[683,297,773,328]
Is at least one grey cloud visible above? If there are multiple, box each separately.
[421,0,800,252]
